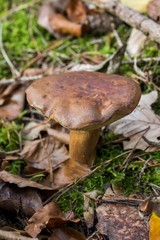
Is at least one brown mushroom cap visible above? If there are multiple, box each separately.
[26,71,141,130]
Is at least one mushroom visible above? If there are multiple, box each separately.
[26,71,141,185]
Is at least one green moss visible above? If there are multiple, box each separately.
[6,159,25,175]
[0,121,22,151]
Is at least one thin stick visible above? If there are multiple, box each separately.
[84,0,160,44]
[0,74,43,85]
[0,24,20,77]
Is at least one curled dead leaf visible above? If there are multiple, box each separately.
[0,170,55,190]
[66,0,87,23]
[0,83,25,120]
[25,201,79,238]
[83,190,100,228]
[21,136,69,170]
[49,13,83,37]
[109,91,160,151]
[0,183,42,216]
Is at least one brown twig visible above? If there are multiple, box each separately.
[84,0,160,44]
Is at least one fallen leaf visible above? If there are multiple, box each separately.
[66,0,87,23]
[96,203,149,239]
[147,0,160,23]
[38,1,54,33]
[83,190,100,228]
[21,136,69,170]
[22,122,51,143]
[23,121,69,145]
[0,183,42,216]
[49,227,86,240]
[0,83,25,120]
[22,122,69,171]
[25,201,78,238]
[49,13,83,37]
[109,91,160,151]
[127,28,147,56]
[149,212,160,240]
[121,0,151,13]
[0,170,55,190]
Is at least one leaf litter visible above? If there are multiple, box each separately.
[0,0,160,239]
[109,91,160,151]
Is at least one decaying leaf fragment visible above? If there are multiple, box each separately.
[49,14,83,37]
[25,201,79,238]
[0,83,25,120]
[21,122,69,171]
[21,136,69,170]
[38,0,111,37]
[66,0,87,23]
[0,182,43,217]
[0,170,55,190]
[83,190,100,228]
[109,91,160,151]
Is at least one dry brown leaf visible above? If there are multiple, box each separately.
[147,0,160,22]
[83,190,100,228]
[21,136,69,170]
[0,170,55,190]
[0,183,42,216]
[96,203,149,239]
[109,91,160,151]
[149,212,160,240]
[23,121,69,145]
[0,84,25,120]
[49,227,86,240]
[22,122,51,143]
[38,1,69,37]
[25,201,79,238]
[49,13,83,37]
[66,0,87,23]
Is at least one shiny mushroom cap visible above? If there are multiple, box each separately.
[26,71,141,130]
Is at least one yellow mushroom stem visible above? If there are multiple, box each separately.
[69,129,100,166]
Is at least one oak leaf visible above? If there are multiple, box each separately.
[25,202,79,238]
[109,91,160,151]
